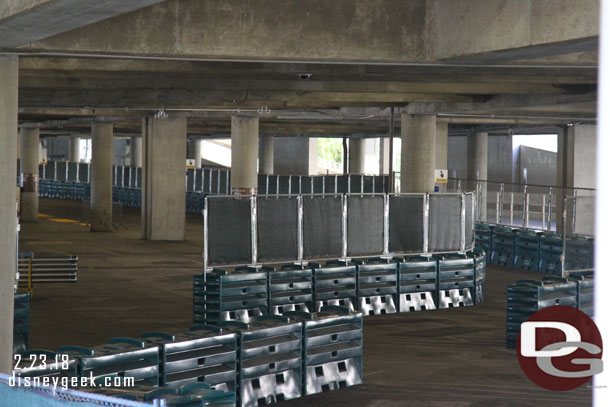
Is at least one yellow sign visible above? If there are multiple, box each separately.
[435,169,448,184]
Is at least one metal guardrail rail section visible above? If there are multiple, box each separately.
[17,255,78,285]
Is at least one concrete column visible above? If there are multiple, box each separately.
[0,55,18,374]
[90,122,114,232]
[130,136,142,167]
[21,128,40,222]
[435,121,449,192]
[142,117,187,240]
[349,138,366,174]
[194,139,205,168]
[259,135,274,175]
[231,115,259,194]
[274,137,319,175]
[467,131,488,221]
[400,113,436,193]
[69,137,81,163]
[379,138,390,175]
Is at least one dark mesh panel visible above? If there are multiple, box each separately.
[303,197,343,259]
[136,168,142,189]
[78,163,89,183]
[123,167,131,188]
[211,169,220,194]
[429,194,462,252]
[115,166,123,187]
[337,176,349,193]
[278,176,290,194]
[347,196,384,256]
[186,169,195,192]
[204,169,212,193]
[324,176,337,194]
[301,177,313,194]
[195,169,203,192]
[207,197,252,265]
[56,161,67,181]
[363,176,374,193]
[66,162,77,181]
[266,176,278,195]
[257,197,299,262]
[465,194,474,247]
[290,176,300,194]
[313,176,324,194]
[389,195,424,253]
[45,161,55,180]
[349,175,362,193]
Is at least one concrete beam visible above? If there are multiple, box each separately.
[0,0,167,48]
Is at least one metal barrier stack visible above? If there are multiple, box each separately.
[490,226,515,267]
[140,327,237,391]
[221,316,303,407]
[474,223,492,261]
[569,270,594,317]
[513,229,540,271]
[538,232,563,275]
[437,254,475,308]
[13,291,30,354]
[17,255,78,284]
[90,382,236,406]
[310,261,357,312]
[269,265,314,315]
[394,256,438,312]
[287,307,363,396]
[194,269,268,326]
[59,338,160,386]
[471,248,487,305]
[506,277,578,347]
[564,236,594,271]
[354,259,398,316]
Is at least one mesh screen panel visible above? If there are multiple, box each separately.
[465,194,474,246]
[303,196,343,259]
[257,197,299,262]
[207,197,252,265]
[347,196,384,256]
[67,162,78,182]
[429,195,462,252]
[388,195,424,253]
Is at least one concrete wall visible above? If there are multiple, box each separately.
[274,137,318,175]
[572,124,597,189]
[488,135,513,183]
[113,138,129,166]
[515,145,557,185]
[45,137,69,161]
[448,136,467,179]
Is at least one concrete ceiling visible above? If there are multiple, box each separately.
[0,0,601,138]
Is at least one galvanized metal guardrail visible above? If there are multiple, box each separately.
[17,255,78,287]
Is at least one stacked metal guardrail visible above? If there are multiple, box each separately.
[513,229,540,271]
[474,223,492,261]
[59,339,161,386]
[569,270,594,317]
[310,261,357,312]
[506,276,581,348]
[220,316,304,407]
[17,254,78,285]
[194,250,486,326]
[140,327,237,391]
[13,291,31,354]
[478,224,594,274]
[286,306,363,396]
[91,383,236,406]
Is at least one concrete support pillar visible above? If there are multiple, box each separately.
[274,137,318,175]
[69,137,81,163]
[259,135,274,175]
[142,117,187,240]
[0,55,18,373]
[467,131,488,221]
[21,128,40,222]
[400,113,436,193]
[130,136,142,167]
[556,124,597,232]
[379,138,390,175]
[90,122,114,232]
[231,115,259,194]
[349,138,366,174]
[194,139,205,169]
[435,121,449,192]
